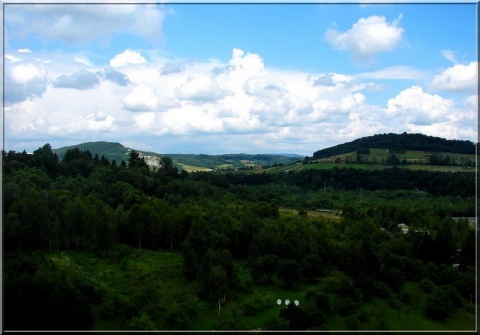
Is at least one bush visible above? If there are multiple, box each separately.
[425,288,456,320]
[420,278,435,293]
[372,280,392,298]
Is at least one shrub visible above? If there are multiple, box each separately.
[420,278,435,293]
[425,288,456,320]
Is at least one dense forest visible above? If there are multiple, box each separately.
[3,143,477,331]
[312,133,476,159]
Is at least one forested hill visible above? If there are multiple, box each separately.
[312,133,476,159]
[53,141,130,164]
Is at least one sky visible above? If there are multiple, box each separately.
[3,2,478,155]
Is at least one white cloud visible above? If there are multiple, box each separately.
[18,48,32,53]
[74,56,93,67]
[5,54,21,63]
[325,14,404,66]
[175,74,233,102]
[134,112,157,131]
[122,84,158,111]
[430,61,478,93]
[4,45,477,155]
[110,49,147,67]
[407,122,475,142]
[11,63,45,84]
[384,86,453,124]
[6,4,168,46]
[82,112,116,131]
[5,61,48,103]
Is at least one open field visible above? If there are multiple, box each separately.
[280,207,343,223]
[179,164,213,172]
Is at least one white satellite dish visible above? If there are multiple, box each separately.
[285,299,290,306]
[277,299,282,305]
[294,300,299,306]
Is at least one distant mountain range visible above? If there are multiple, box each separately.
[52,133,476,172]
[52,142,302,171]
[311,133,476,159]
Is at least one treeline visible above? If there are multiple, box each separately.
[3,143,476,330]
[312,132,476,159]
[222,167,475,198]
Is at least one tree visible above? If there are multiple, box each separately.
[164,292,199,330]
[128,150,148,169]
[208,265,229,315]
[425,287,456,320]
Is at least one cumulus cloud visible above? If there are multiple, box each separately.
[53,70,100,89]
[122,84,158,111]
[82,112,116,131]
[325,14,404,66]
[5,60,48,103]
[175,74,233,102]
[110,49,147,67]
[4,45,476,155]
[383,86,454,125]
[11,63,45,84]
[430,61,478,93]
[229,48,265,75]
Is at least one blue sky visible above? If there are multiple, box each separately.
[3,2,478,155]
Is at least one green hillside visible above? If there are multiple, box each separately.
[311,133,476,159]
[53,141,130,164]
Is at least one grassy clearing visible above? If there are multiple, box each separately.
[179,164,213,172]
[280,207,343,223]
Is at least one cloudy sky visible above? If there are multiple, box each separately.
[3,2,478,155]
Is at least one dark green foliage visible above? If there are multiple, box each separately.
[425,287,457,320]
[4,255,94,330]
[163,292,199,330]
[217,303,246,330]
